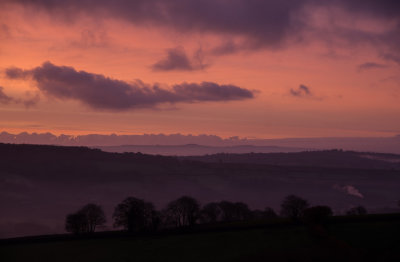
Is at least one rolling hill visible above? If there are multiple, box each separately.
[1,143,399,238]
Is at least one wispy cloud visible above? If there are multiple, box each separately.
[381,53,400,65]
[152,47,207,71]
[358,62,388,71]
[0,86,14,104]
[0,86,39,107]
[333,184,364,198]
[69,29,109,49]
[290,84,312,98]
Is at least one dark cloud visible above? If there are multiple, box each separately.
[69,29,109,49]
[330,0,400,19]
[5,67,26,79]
[358,62,388,71]
[21,92,40,108]
[152,47,206,71]
[5,62,254,111]
[382,53,400,65]
[211,41,241,56]
[290,84,312,97]
[313,1,400,55]
[3,0,400,54]
[0,23,10,40]
[0,86,39,107]
[3,0,307,51]
[0,86,13,104]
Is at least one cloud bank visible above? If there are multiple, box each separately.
[2,0,304,50]
[5,62,254,111]
[2,0,400,53]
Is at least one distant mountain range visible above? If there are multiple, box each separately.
[1,131,400,154]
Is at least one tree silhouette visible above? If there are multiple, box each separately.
[218,201,237,222]
[263,207,278,219]
[218,201,251,222]
[65,212,87,234]
[346,205,367,216]
[80,204,107,232]
[201,202,221,223]
[65,203,106,234]
[165,196,200,227]
[113,197,155,231]
[232,202,252,220]
[150,210,162,231]
[280,195,309,221]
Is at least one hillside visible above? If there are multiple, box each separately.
[1,143,400,239]
[95,144,307,156]
[184,150,400,170]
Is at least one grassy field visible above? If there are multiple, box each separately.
[1,216,400,262]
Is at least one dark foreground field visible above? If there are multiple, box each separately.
[1,215,400,262]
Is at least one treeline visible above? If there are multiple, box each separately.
[65,195,369,235]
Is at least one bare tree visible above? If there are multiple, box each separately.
[233,202,252,220]
[201,202,221,223]
[252,207,278,220]
[263,207,278,219]
[113,197,155,231]
[346,206,367,216]
[218,201,251,222]
[218,201,237,222]
[65,203,106,234]
[165,196,200,227]
[280,195,309,221]
[80,204,107,233]
[65,212,87,234]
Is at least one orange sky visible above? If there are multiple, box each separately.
[0,1,399,138]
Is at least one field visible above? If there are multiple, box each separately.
[1,215,400,262]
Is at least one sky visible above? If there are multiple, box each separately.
[0,0,400,139]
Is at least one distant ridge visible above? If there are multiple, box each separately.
[95,144,308,156]
[183,150,400,170]
[1,131,400,154]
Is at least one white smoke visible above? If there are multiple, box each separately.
[333,184,364,198]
